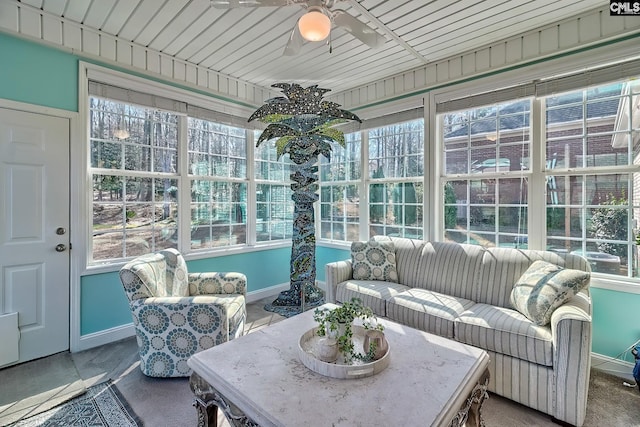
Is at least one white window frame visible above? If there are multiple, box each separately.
[431,58,640,293]
[253,130,295,244]
[439,98,533,248]
[318,114,427,245]
[79,62,289,273]
[318,132,363,243]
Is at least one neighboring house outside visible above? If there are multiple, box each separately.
[443,82,640,277]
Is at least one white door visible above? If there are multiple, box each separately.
[0,107,70,365]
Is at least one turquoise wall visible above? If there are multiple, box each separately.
[0,33,78,111]
[81,248,291,335]
[316,246,349,282]
[591,288,640,363]
[2,32,639,362]
[80,271,132,335]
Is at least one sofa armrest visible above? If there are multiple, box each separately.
[550,290,592,427]
[325,260,353,303]
[188,272,247,296]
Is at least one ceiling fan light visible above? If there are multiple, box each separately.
[113,128,130,140]
[298,10,331,42]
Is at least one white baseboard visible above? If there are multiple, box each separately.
[245,283,290,303]
[591,352,636,382]
[74,282,329,352]
[245,281,327,303]
[76,323,136,352]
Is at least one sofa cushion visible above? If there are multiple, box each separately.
[335,280,410,317]
[373,237,484,301]
[351,240,398,282]
[386,288,475,338]
[510,260,590,326]
[475,247,590,309]
[455,303,553,366]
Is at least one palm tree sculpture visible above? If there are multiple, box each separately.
[249,83,361,316]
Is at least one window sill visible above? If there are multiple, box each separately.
[82,241,292,275]
[318,240,353,250]
[590,275,640,295]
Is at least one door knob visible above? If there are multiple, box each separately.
[56,227,66,235]
[55,244,66,252]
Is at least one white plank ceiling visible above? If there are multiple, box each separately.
[13,0,609,93]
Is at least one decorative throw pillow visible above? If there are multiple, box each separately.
[510,260,590,326]
[351,240,398,282]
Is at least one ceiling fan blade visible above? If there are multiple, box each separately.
[283,23,304,56]
[210,0,292,8]
[333,11,385,48]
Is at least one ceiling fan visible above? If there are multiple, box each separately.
[210,0,386,55]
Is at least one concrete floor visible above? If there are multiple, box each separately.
[2,296,640,426]
[0,296,284,426]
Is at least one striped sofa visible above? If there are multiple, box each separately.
[325,237,592,427]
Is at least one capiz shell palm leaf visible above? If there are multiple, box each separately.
[317,127,345,147]
[248,83,362,125]
[256,123,299,147]
[275,136,295,159]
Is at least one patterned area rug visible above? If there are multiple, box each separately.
[11,381,141,427]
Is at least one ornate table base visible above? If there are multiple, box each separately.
[190,369,490,427]
[449,369,490,427]
[190,372,259,427]
[189,372,259,427]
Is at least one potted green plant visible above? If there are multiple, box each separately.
[313,298,385,363]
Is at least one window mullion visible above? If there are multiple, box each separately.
[178,115,191,254]
[246,130,256,246]
[425,95,436,241]
[529,97,546,250]
[360,130,369,240]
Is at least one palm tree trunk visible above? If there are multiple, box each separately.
[267,156,324,313]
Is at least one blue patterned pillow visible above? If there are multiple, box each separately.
[510,260,590,326]
[351,240,398,282]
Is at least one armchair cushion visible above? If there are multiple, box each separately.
[119,248,189,300]
[188,272,247,296]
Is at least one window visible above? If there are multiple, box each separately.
[89,96,250,264]
[318,119,425,243]
[442,99,531,247]
[368,120,424,239]
[544,80,640,277]
[439,73,640,280]
[254,133,293,242]
[188,118,247,249]
[90,98,179,262]
[319,132,361,242]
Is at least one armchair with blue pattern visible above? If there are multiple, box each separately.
[119,248,247,377]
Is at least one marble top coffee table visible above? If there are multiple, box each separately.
[188,303,489,427]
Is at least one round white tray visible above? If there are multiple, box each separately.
[297,325,390,379]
